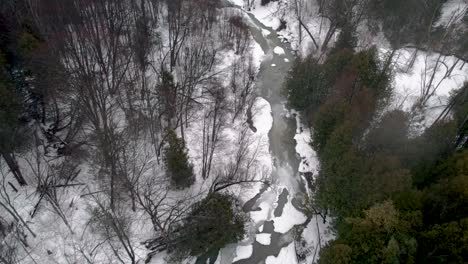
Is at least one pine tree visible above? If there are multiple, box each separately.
[172,193,246,257]
[164,129,195,189]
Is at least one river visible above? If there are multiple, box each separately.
[206,2,312,264]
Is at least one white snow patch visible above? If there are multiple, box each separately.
[252,97,273,134]
[262,28,271,37]
[273,198,307,233]
[248,1,282,30]
[251,201,274,224]
[233,245,253,262]
[148,252,169,264]
[284,58,289,62]
[300,215,336,264]
[251,36,265,69]
[256,233,272,245]
[293,112,319,175]
[388,48,468,131]
[435,0,468,27]
[271,64,276,67]
[226,0,244,6]
[265,242,298,264]
[273,46,285,55]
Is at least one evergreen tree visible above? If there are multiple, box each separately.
[172,192,246,257]
[283,56,326,113]
[164,129,195,189]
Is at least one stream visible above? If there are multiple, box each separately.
[203,2,311,264]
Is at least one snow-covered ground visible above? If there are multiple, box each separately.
[435,0,468,27]
[1,3,276,264]
[3,0,466,263]
[265,242,298,264]
[388,48,468,131]
[233,245,254,262]
[291,111,319,176]
[245,1,283,30]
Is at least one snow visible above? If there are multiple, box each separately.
[248,1,282,30]
[356,23,391,52]
[435,0,468,27]
[265,242,298,264]
[227,0,244,6]
[273,46,285,55]
[271,0,337,57]
[251,36,266,69]
[388,48,468,131]
[293,111,319,175]
[273,198,307,233]
[149,252,170,264]
[249,188,279,224]
[256,233,272,245]
[262,28,272,37]
[252,97,273,134]
[300,215,335,264]
[1,1,299,263]
[251,201,274,223]
[233,245,253,262]
[15,0,468,263]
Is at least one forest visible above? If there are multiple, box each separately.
[0,0,467,263]
[284,0,468,263]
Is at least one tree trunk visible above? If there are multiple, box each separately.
[0,150,27,186]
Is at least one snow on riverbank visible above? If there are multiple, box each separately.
[292,111,319,176]
[265,242,298,264]
[228,0,244,7]
[233,245,254,262]
[252,36,266,68]
[273,197,307,233]
[230,96,273,203]
[289,110,336,263]
[228,0,318,57]
[246,1,282,30]
[300,215,335,264]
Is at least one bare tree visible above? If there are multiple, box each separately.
[166,0,191,71]
[116,129,153,211]
[201,82,228,179]
[210,127,270,193]
[136,177,194,256]
[87,192,137,264]
[30,0,139,209]
[230,55,256,122]
[291,0,320,50]
[0,162,36,240]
